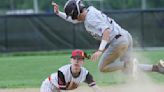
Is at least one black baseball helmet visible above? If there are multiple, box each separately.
[64,0,85,20]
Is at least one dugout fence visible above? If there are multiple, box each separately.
[0,9,164,52]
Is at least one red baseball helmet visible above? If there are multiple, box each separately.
[71,49,85,59]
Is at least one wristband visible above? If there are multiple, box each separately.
[98,40,107,51]
[98,50,103,52]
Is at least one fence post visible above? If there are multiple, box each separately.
[4,16,8,52]
[140,10,145,49]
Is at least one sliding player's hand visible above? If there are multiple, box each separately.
[91,51,102,62]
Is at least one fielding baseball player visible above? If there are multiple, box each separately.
[52,0,164,75]
[40,49,103,92]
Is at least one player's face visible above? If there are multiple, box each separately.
[77,14,84,21]
[77,9,87,21]
[71,58,84,68]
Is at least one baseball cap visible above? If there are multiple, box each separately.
[71,49,85,59]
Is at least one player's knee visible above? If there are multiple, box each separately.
[98,65,104,72]
[99,67,105,72]
[98,62,116,72]
[99,66,109,72]
[98,62,103,72]
[100,69,106,72]
[100,67,115,72]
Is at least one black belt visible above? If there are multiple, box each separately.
[114,34,122,39]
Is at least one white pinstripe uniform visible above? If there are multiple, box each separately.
[40,64,96,92]
[84,6,133,71]
[54,0,164,76]
[57,6,133,71]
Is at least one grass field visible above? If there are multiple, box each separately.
[0,50,164,88]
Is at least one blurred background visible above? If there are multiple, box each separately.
[0,0,164,89]
[0,0,164,52]
[1,0,164,14]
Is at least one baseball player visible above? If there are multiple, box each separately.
[52,0,164,74]
[40,49,103,92]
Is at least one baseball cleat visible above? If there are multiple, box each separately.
[157,60,164,74]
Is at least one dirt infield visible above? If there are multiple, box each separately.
[0,84,164,92]
[1,71,163,92]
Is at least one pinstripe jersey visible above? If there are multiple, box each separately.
[57,6,129,43]
[84,6,128,42]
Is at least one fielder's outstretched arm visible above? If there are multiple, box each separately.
[52,2,80,24]
[84,73,103,92]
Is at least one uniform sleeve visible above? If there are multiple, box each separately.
[57,11,81,24]
[58,70,66,90]
[84,72,96,87]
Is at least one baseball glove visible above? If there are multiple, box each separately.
[66,81,79,90]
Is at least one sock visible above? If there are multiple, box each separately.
[138,64,153,72]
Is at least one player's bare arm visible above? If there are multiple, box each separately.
[84,72,103,92]
[91,28,111,61]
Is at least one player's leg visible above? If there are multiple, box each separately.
[98,33,130,72]
[123,32,164,74]
[155,60,164,74]
[98,44,128,72]
[121,32,136,74]
[138,60,164,74]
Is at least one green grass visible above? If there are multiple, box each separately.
[0,50,164,88]
[0,54,70,88]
